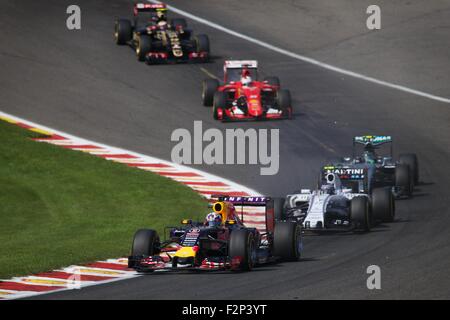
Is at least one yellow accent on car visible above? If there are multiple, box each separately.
[174,246,197,258]
[212,201,227,223]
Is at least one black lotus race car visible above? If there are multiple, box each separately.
[128,196,302,272]
[114,3,210,64]
[326,135,419,198]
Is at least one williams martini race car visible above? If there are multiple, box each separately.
[328,135,419,198]
[201,60,293,121]
[279,167,395,232]
[128,196,302,272]
[114,3,210,63]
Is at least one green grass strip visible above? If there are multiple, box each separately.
[0,120,208,278]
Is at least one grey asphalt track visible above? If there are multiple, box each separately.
[1,0,450,299]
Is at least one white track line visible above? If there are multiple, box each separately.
[149,0,450,104]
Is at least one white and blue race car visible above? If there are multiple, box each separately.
[280,167,395,232]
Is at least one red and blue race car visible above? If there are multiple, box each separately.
[202,60,293,121]
[128,196,302,272]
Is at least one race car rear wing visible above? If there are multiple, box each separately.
[353,135,393,157]
[224,60,258,69]
[211,195,275,233]
[222,60,259,83]
[134,3,167,15]
[353,135,392,146]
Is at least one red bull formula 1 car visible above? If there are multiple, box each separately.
[201,60,293,121]
[127,196,302,272]
[114,3,209,64]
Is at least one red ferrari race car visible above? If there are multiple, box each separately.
[201,60,293,121]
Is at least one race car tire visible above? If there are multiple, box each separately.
[195,34,210,53]
[136,35,152,61]
[395,163,413,197]
[131,229,160,256]
[264,76,280,87]
[170,18,188,29]
[351,196,371,232]
[229,229,255,271]
[274,221,302,261]
[372,187,395,223]
[399,153,419,185]
[213,91,227,120]
[115,19,132,45]
[273,197,286,221]
[277,89,291,111]
[202,79,219,107]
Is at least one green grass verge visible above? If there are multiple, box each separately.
[0,120,208,279]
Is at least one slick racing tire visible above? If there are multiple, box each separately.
[399,153,419,185]
[395,163,413,197]
[131,229,160,256]
[213,91,227,120]
[264,76,280,87]
[229,229,256,271]
[274,221,302,261]
[202,79,219,107]
[277,89,292,112]
[115,19,132,45]
[194,34,210,53]
[351,196,371,232]
[136,35,152,61]
[170,18,188,29]
[273,197,286,221]
[372,187,395,223]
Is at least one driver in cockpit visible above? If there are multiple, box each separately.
[362,144,377,164]
[205,212,222,227]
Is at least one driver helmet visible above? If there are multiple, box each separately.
[206,212,222,227]
[156,9,167,21]
[240,69,252,86]
[363,151,376,164]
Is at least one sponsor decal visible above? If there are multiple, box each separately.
[355,135,391,144]
[220,196,267,204]
[324,168,364,175]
